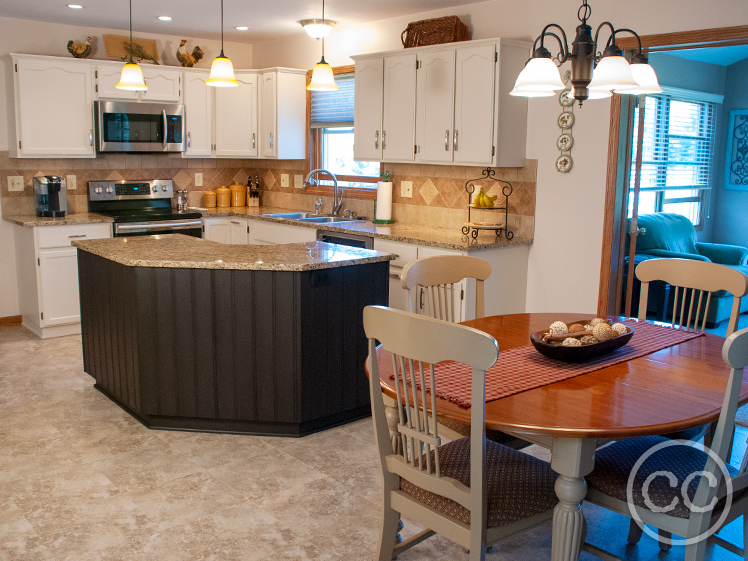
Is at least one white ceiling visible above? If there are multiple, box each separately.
[3,0,483,43]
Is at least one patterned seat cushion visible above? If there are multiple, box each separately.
[399,437,558,527]
[438,417,530,449]
[586,435,737,519]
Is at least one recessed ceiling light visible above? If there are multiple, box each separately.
[158,16,172,21]
[67,4,84,8]
[235,26,248,31]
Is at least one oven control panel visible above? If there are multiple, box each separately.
[88,180,173,201]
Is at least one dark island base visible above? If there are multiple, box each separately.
[78,251,388,437]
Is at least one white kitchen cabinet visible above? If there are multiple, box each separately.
[214,71,258,158]
[10,54,95,158]
[248,220,316,245]
[353,53,417,162]
[259,69,307,160]
[415,49,456,164]
[182,70,213,157]
[95,63,182,102]
[371,239,418,313]
[14,223,112,338]
[202,217,249,244]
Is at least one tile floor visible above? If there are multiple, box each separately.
[0,325,744,560]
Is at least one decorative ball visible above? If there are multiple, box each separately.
[590,318,608,327]
[549,321,568,336]
[584,324,592,331]
[611,323,628,336]
[593,323,615,342]
[562,337,582,347]
[581,335,598,345]
[569,324,586,333]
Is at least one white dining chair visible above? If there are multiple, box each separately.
[582,326,748,561]
[364,305,558,560]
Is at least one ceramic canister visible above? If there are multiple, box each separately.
[215,186,231,207]
[203,190,217,208]
[230,183,246,207]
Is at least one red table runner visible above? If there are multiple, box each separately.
[396,320,704,408]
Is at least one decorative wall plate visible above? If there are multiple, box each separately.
[558,112,575,128]
[557,133,574,151]
[556,154,573,173]
[559,89,574,107]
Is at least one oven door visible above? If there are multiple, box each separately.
[96,101,185,153]
[113,219,202,238]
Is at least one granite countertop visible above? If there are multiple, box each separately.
[73,234,395,271]
[3,213,114,227]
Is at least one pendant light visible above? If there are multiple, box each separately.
[115,0,147,91]
[306,0,338,91]
[205,0,239,87]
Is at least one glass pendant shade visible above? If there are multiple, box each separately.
[307,59,339,91]
[300,19,335,39]
[570,86,611,100]
[616,62,663,94]
[588,55,638,92]
[206,55,239,87]
[116,62,147,91]
[511,57,565,94]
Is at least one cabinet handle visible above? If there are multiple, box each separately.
[89,129,93,147]
[252,132,256,149]
[269,132,273,149]
[453,130,458,151]
[444,130,450,151]
[68,234,87,238]
[382,130,387,150]
[162,110,168,148]
[231,221,240,225]
[375,130,379,149]
[187,132,191,149]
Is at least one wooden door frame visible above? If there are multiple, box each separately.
[596,25,748,317]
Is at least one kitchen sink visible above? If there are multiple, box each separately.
[263,212,315,220]
[296,216,360,223]
[263,212,362,223]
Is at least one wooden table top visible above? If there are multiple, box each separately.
[369,312,748,439]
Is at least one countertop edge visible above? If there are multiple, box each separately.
[3,213,114,227]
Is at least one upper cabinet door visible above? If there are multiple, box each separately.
[259,72,277,158]
[182,71,213,157]
[382,53,417,162]
[13,57,95,157]
[95,64,139,100]
[453,44,497,165]
[214,71,258,157]
[416,49,456,164]
[353,57,384,161]
[141,66,182,102]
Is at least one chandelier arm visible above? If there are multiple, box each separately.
[613,28,644,54]
[534,24,570,61]
[592,21,618,57]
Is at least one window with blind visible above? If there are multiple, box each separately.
[310,73,379,186]
[628,93,717,226]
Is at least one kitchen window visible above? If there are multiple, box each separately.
[628,91,718,227]
[308,68,380,193]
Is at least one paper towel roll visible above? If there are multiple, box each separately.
[376,182,393,221]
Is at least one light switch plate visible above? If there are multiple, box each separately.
[281,174,290,188]
[66,175,77,190]
[294,175,304,189]
[401,180,413,198]
[194,173,203,187]
[8,176,24,192]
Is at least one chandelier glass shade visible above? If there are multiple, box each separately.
[511,0,661,105]
[116,0,147,91]
[300,18,336,39]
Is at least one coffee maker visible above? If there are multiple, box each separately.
[33,176,67,217]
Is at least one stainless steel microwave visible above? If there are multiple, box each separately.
[95,100,185,153]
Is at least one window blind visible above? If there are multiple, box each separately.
[310,73,354,128]
[630,93,717,192]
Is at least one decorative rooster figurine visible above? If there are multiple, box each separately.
[176,40,204,67]
[67,37,93,59]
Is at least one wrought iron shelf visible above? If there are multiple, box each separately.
[462,168,513,243]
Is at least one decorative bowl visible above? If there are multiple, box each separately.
[529,324,634,362]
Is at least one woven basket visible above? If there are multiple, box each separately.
[401,16,469,48]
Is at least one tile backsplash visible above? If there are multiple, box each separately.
[0,152,536,239]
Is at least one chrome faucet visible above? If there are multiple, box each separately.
[304,169,343,216]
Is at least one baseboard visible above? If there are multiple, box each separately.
[0,315,22,327]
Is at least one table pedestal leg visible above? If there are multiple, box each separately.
[550,438,597,561]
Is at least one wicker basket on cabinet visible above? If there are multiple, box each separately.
[401,16,469,48]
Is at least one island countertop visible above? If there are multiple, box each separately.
[73,233,395,271]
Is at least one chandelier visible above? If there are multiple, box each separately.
[511,0,661,105]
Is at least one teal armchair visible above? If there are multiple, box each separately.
[627,213,748,326]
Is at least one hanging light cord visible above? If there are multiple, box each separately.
[128,0,134,63]
[320,0,326,62]
[219,0,226,57]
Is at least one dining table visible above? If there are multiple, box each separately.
[368,312,748,561]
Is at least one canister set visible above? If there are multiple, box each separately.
[203,177,260,209]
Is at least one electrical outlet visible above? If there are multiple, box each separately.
[401,180,413,198]
[294,175,304,189]
[194,173,203,187]
[66,175,77,190]
[8,176,24,192]
[281,174,290,188]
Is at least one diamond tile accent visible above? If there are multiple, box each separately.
[172,170,192,189]
[233,169,250,185]
[263,170,276,189]
[106,170,124,181]
[419,179,438,205]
